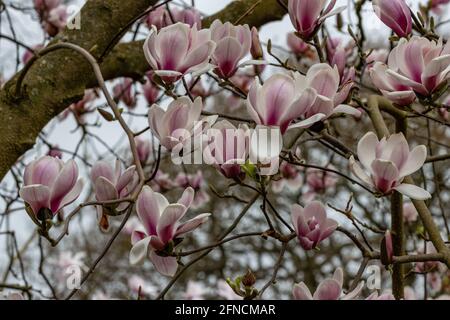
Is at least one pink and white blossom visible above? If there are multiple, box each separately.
[372,0,412,38]
[113,78,136,109]
[129,186,210,276]
[148,97,215,151]
[210,20,259,78]
[91,160,138,230]
[20,156,83,219]
[288,0,345,40]
[143,22,216,83]
[291,201,338,250]
[293,268,363,300]
[203,120,249,179]
[350,132,430,200]
[370,36,450,105]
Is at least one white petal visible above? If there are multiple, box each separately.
[393,184,431,200]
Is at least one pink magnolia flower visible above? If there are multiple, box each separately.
[145,6,170,30]
[272,162,303,193]
[366,48,388,68]
[210,20,259,78]
[143,22,216,83]
[129,186,210,276]
[431,0,450,13]
[170,8,202,28]
[349,132,431,200]
[142,76,160,105]
[203,120,248,180]
[403,202,418,223]
[150,171,176,192]
[113,78,136,109]
[287,33,314,57]
[250,27,264,60]
[34,0,60,18]
[370,36,450,105]
[326,38,355,83]
[20,156,83,219]
[148,97,210,151]
[135,137,151,164]
[91,160,138,230]
[291,201,338,250]
[247,65,359,134]
[288,0,345,40]
[44,5,68,36]
[305,166,337,196]
[293,268,363,300]
[372,0,412,38]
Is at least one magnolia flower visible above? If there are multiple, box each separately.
[287,33,314,57]
[306,166,337,194]
[203,120,248,179]
[288,0,345,40]
[143,22,216,83]
[291,201,337,250]
[145,6,170,30]
[272,162,303,193]
[326,38,355,82]
[148,96,213,151]
[113,78,136,108]
[247,65,358,134]
[142,76,160,105]
[135,137,151,164]
[431,0,450,13]
[44,5,68,36]
[20,156,83,220]
[370,37,450,105]
[366,49,388,68]
[293,268,363,300]
[150,171,176,192]
[145,7,202,30]
[170,8,202,28]
[248,125,283,176]
[91,160,138,230]
[34,0,60,18]
[250,27,263,60]
[349,132,430,200]
[129,186,210,276]
[372,0,412,38]
[210,20,258,78]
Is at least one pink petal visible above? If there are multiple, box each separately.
[149,251,178,276]
[19,185,50,216]
[157,204,187,243]
[313,279,341,300]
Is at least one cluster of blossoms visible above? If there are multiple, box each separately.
[16,0,449,295]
